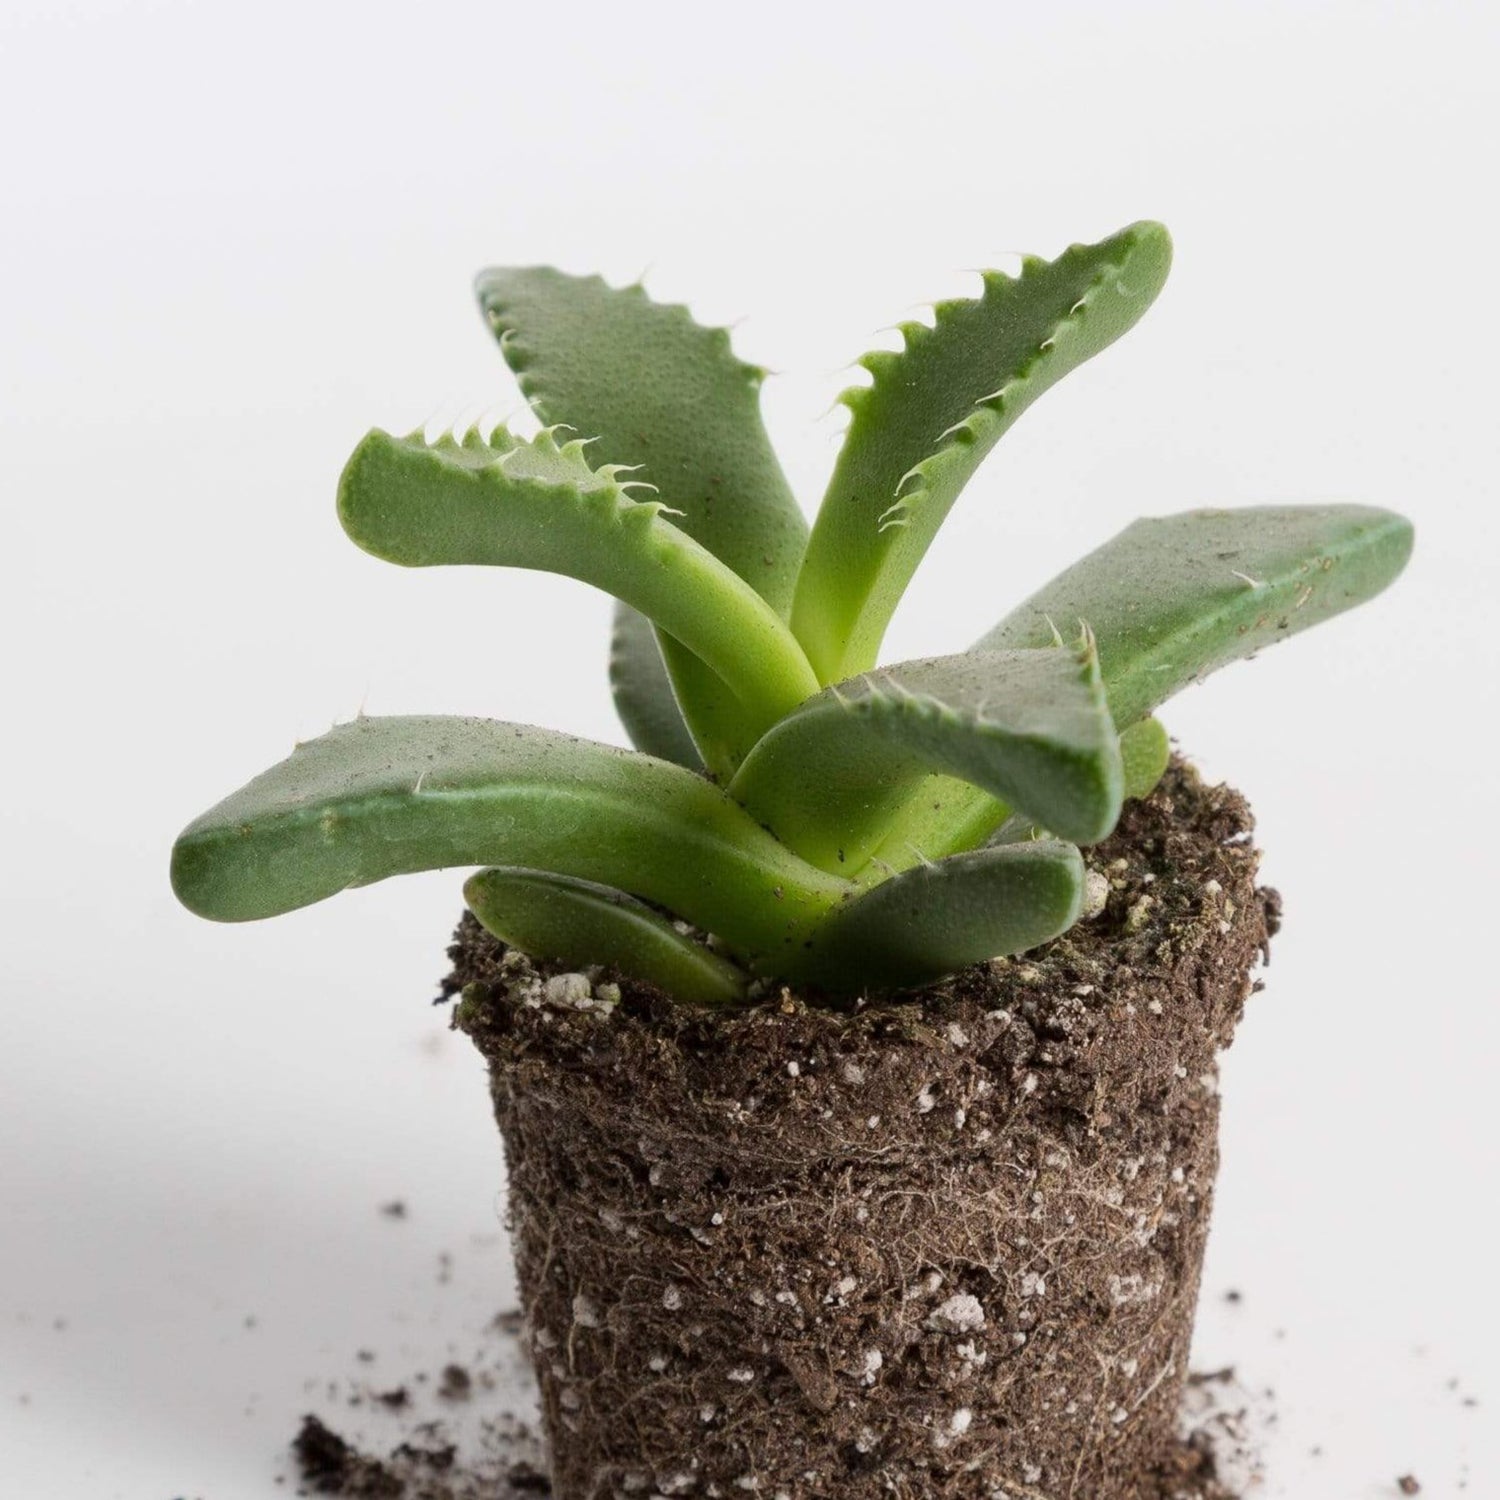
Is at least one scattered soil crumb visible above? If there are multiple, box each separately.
[379,1201,408,1220]
[290,1302,1266,1499]
[1398,1477,1422,1495]
[292,1407,548,1499]
[1177,1366,1276,1498]
[289,1293,548,1500]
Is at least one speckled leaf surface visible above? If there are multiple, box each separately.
[885,504,1415,864]
[607,603,703,770]
[170,717,848,964]
[338,426,818,739]
[730,641,1121,872]
[476,267,810,774]
[793,222,1172,681]
[786,841,1086,993]
[1120,716,1171,801]
[465,868,748,1006]
[979,505,1415,727]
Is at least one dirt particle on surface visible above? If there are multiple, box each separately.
[1398,1477,1422,1496]
[292,1414,402,1497]
[290,1376,549,1500]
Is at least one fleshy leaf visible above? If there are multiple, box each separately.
[1120,717,1170,801]
[978,505,1415,726]
[465,868,748,1006]
[338,427,819,740]
[608,602,703,770]
[880,503,1414,865]
[729,640,1122,872]
[476,267,810,774]
[169,717,848,966]
[785,841,1085,994]
[793,222,1173,681]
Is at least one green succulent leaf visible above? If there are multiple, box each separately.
[475,267,807,607]
[169,717,849,965]
[337,427,819,741]
[465,868,748,1006]
[940,716,1168,853]
[979,505,1415,726]
[880,504,1415,865]
[785,841,1085,994]
[476,267,810,775]
[607,602,703,771]
[1120,716,1170,801]
[792,221,1173,682]
[729,640,1122,873]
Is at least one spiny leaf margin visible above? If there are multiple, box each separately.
[337,425,820,740]
[792,221,1173,681]
[729,637,1122,873]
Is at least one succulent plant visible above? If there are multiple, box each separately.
[170,222,1411,1002]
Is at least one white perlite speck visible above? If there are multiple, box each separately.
[949,1407,973,1435]
[926,1293,985,1333]
[1082,868,1111,918]
[1020,1272,1047,1299]
[1109,1273,1162,1307]
[661,1283,684,1312]
[571,1293,601,1327]
[543,972,592,1007]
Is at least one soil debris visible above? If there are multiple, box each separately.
[291,1403,549,1500]
[289,1306,1270,1499]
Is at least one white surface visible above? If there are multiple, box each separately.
[1,2,1496,1495]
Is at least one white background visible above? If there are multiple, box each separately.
[2,2,1496,1495]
